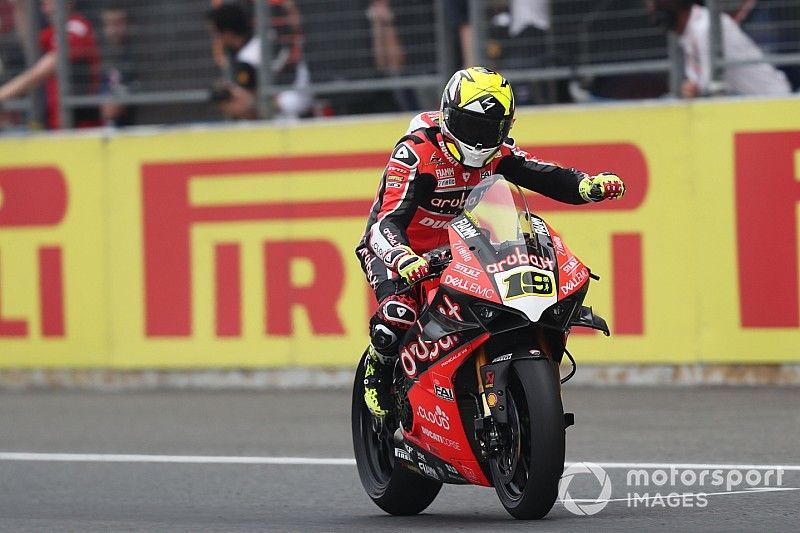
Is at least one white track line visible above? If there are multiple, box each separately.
[0,453,798,471]
[0,453,356,465]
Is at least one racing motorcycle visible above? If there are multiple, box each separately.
[352,176,611,519]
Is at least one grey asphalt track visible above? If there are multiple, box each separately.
[0,387,798,532]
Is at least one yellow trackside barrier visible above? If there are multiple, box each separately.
[0,97,799,367]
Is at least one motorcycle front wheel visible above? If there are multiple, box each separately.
[351,350,442,515]
[489,357,565,519]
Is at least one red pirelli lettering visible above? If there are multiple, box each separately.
[142,145,647,337]
[0,251,27,337]
[0,166,68,338]
[0,167,67,226]
[264,240,346,335]
[612,234,644,334]
[39,247,65,337]
[142,155,379,336]
[215,244,241,337]
[735,131,800,327]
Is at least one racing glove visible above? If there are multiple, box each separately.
[386,246,430,284]
[579,172,626,202]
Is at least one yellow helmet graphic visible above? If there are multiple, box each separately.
[440,67,515,168]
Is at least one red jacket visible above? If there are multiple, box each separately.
[39,13,100,129]
[357,112,590,274]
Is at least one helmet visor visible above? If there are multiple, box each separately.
[444,107,511,149]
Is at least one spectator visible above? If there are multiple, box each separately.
[507,0,550,38]
[207,1,311,120]
[0,0,13,34]
[365,0,417,111]
[99,6,137,127]
[366,1,404,77]
[443,0,474,69]
[444,1,551,76]
[735,0,800,89]
[1,0,34,68]
[647,0,791,98]
[0,1,31,56]
[488,0,556,104]
[0,0,100,129]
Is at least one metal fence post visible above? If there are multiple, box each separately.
[430,0,452,109]
[434,0,451,82]
[667,32,682,97]
[53,0,72,129]
[255,0,273,119]
[468,0,487,67]
[23,0,42,126]
[706,0,724,94]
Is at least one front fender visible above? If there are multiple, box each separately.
[479,347,549,424]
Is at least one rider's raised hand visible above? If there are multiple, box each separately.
[579,172,626,202]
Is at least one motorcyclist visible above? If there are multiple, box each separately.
[355,66,625,418]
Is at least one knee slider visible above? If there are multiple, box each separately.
[370,324,398,364]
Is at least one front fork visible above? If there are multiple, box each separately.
[473,346,571,457]
[473,347,499,457]
[473,346,523,457]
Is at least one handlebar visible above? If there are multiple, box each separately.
[394,269,445,296]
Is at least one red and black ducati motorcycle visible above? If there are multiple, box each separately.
[352,176,610,519]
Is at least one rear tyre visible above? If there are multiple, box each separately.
[351,350,442,515]
[489,358,565,519]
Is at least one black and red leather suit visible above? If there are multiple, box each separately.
[355,111,592,360]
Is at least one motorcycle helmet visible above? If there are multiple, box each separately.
[440,67,515,168]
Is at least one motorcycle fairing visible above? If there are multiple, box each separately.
[440,224,501,304]
[492,265,558,322]
[442,210,593,324]
[399,286,488,380]
[570,305,610,336]
[401,329,492,486]
[392,439,471,485]
[550,232,591,299]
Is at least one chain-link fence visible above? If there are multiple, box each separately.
[0,0,797,131]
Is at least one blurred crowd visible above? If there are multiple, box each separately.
[0,0,797,131]
[0,0,136,128]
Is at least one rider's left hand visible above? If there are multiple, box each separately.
[579,172,626,202]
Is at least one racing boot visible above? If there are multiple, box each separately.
[363,345,395,419]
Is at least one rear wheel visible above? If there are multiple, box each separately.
[489,358,565,519]
[351,350,442,515]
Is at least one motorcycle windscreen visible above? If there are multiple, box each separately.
[463,176,557,321]
[464,176,527,246]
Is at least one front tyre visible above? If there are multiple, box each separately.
[489,358,565,519]
[351,350,442,515]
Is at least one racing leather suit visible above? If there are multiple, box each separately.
[356,111,592,360]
